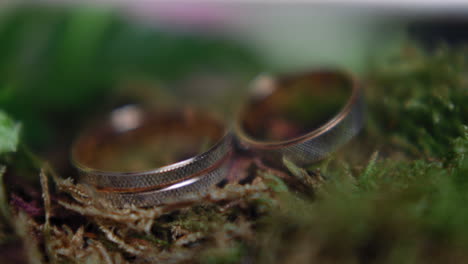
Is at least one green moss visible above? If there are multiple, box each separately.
[367,45,468,159]
[1,6,468,263]
[0,111,20,155]
[251,46,468,263]
[199,243,246,264]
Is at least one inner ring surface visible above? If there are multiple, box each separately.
[72,107,226,174]
[237,70,356,147]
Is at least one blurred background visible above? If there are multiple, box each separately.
[2,2,468,264]
[0,1,467,167]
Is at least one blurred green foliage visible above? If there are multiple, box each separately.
[0,6,261,150]
[250,46,468,263]
[253,135,468,264]
[0,111,20,155]
[1,5,468,264]
[368,46,468,159]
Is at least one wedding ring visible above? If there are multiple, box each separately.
[71,105,233,207]
[70,69,364,207]
[235,69,364,167]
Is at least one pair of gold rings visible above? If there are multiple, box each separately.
[71,69,364,207]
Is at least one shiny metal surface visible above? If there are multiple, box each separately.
[95,151,232,207]
[71,70,364,207]
[235,70,364,167]
[71,107,232,207]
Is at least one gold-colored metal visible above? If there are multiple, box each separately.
[71,105,232,207]
[235,69,364,168]
[70,69,364,207]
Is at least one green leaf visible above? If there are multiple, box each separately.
[0,110,21,154]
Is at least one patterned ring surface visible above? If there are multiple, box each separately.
[235,69,364,168]
[71,106,232,194]
[95,150,232,208]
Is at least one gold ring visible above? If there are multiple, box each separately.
[71,105,233,207]
[70,69,364,207]
[235,69,364,167]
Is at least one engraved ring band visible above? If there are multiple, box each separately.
[70,69,364,207]
[235,69,364,168]
[71,107,233,207]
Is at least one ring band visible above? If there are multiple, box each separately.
[71,105,232,207]
[94,157,231,207]
[235,69,364,167]
[70,69,364,207]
